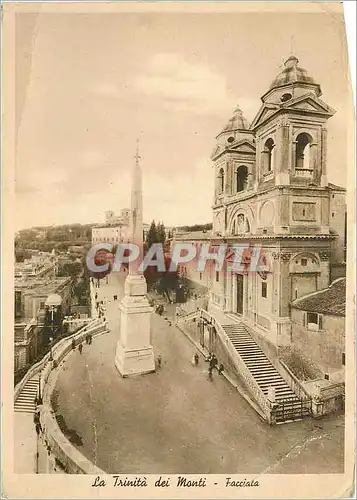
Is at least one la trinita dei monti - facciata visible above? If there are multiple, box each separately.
[176,55,346,351]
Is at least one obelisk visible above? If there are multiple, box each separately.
[115,140,155,377]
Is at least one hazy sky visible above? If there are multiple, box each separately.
[15,8,351,230]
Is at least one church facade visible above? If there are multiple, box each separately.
[176,56,346,348]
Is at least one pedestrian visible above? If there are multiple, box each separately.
[157,355,162,369]
[78,343,83,355]
[194,352,199,366]
[71,338,76,350]
[208,365,213,382]
[218,363,224,375]
[89,333,92,345]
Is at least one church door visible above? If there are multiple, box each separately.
[236,274,244,315]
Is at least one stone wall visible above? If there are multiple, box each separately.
[291,307,345,377]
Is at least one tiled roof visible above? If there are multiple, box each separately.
[292,278,346,316]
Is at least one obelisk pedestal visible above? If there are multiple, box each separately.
[115,274,155,376]
[115,141,155,377]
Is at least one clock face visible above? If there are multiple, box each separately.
[259,201,275,226]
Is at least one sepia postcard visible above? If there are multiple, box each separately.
[2,1,356,498]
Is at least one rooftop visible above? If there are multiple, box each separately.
[16,276,71,296]
[292,278,346,316]
[174,230,212,241]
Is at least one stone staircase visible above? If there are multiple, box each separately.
[14,373,39,414]
[222,323,311,423]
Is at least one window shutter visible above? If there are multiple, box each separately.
[318,315,323,331]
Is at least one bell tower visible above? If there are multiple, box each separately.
[251,55,335,189]
[211,105,255,236]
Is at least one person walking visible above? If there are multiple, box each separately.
[78,343,83,355]
[208,365,213,382]
[194,352,199,366]
[71,338,76,350]
[157,355,162,369]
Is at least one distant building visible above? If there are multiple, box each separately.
[15,252,57,280]
[290,277,345,383]
[105,208,130,226]
[92,209,131,246]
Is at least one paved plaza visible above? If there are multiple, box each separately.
[53,271,344,474]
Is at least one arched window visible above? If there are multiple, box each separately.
[234,214,250,234]
[236,166,248,192]
[217,168,225,194]
[263,138,275,173]
[295,133,312,170]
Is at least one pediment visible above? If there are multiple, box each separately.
[211,145,223,159]
[283,94,336,116]
[228,140,256,153]
[250,103,279,130]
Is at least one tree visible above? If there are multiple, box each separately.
[146,220,158,249]
[15,248,31,263]
[157,222,166,244]
[58,261,83,278]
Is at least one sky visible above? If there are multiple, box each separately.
[15,7,351,230]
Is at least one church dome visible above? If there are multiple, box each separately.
[269,56,316,90]
[222,105,249,133]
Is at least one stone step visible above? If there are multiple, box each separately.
[254,375,284,383]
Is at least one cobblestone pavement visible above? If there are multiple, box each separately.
[54,271,344,474]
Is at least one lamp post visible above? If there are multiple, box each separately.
[49,336,53,361]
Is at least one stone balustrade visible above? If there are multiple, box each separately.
[15,317,109,474]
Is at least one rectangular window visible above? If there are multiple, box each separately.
[307,312,318,325]
[301,258,307,266]
[216,271,219,282]
[261,282,267,298]
[306,312,323,331]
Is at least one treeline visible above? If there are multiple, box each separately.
[15,223,95,258]
[176,223,212,233]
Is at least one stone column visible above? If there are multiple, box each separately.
[310,141,318,183]
[321,128,328,187]
[224,160,231,195]
[247,163,253,189]
[276,122,290,185]
[278,252,291,317]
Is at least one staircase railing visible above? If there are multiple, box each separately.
[243,322,311,402]
[196,309,274,423]
[176,309,201,324]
